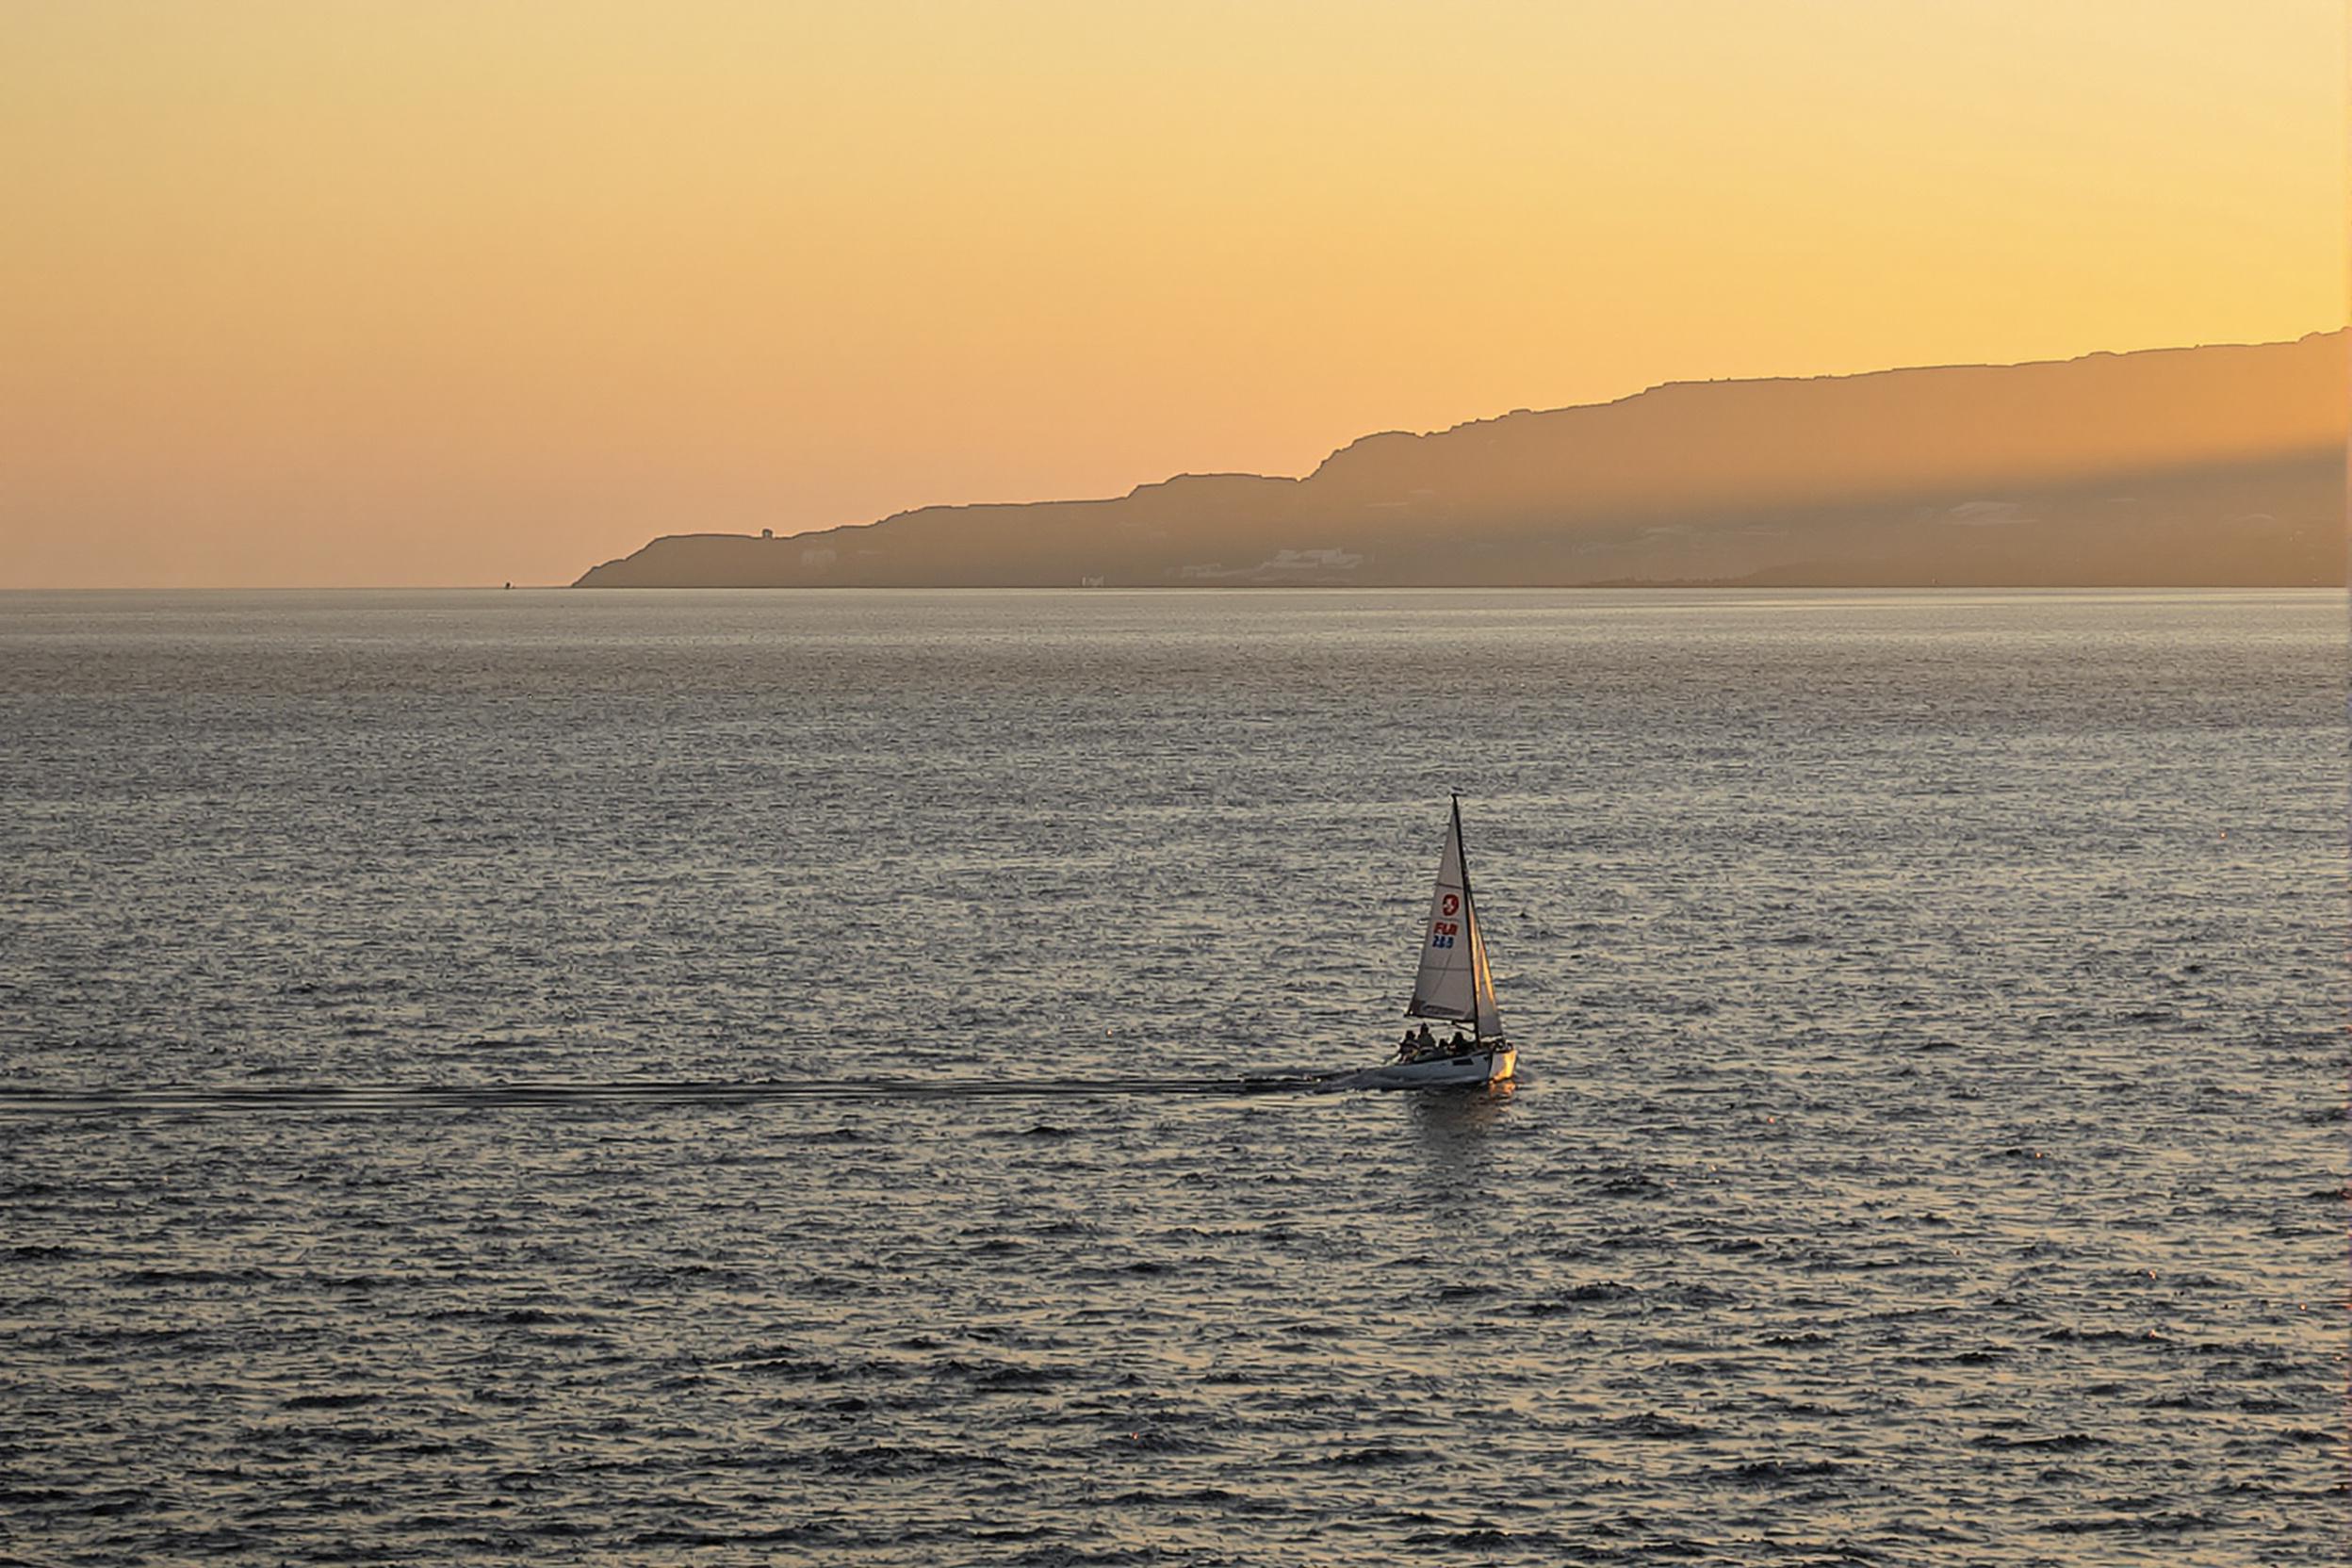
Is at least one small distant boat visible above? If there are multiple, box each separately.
[1369,796,1516,1087]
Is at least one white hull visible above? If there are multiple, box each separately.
[1362,1045,1515,1088]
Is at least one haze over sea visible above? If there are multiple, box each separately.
[2,588,2342,1566]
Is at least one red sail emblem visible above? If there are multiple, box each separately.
[1440,893,1460,917]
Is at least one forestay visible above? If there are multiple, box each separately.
[1406,798,1504,1039]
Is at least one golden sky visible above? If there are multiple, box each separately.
[2,1,2343,587]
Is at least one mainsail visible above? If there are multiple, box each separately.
[1406,796,1504,1039]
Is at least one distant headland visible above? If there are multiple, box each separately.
[575,334,2345,588]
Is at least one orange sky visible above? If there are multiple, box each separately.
[2,1,2343,587]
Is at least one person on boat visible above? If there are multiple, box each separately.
[1448,1031,1470,1053]
[1413,1023,1435,1054]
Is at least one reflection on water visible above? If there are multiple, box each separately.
[1402,1083,1516,1211]
[1409,1078,1514,1139]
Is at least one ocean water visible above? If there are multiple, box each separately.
[0,588,2343,1565]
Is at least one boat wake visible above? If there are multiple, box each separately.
[0,1074,1349,1118]
[1315,1065,1522,1094]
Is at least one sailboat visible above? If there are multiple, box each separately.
[1370,795,1517,1087]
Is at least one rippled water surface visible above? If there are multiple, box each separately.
[2,589,2344,1565]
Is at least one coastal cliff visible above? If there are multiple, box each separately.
[577,334,2345,587]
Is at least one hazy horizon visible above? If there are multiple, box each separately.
[11,329,2345,592]
[4,2,2344,589]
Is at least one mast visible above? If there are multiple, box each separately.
[1454,793,1503,1044]
[1451,794,1475,1042]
